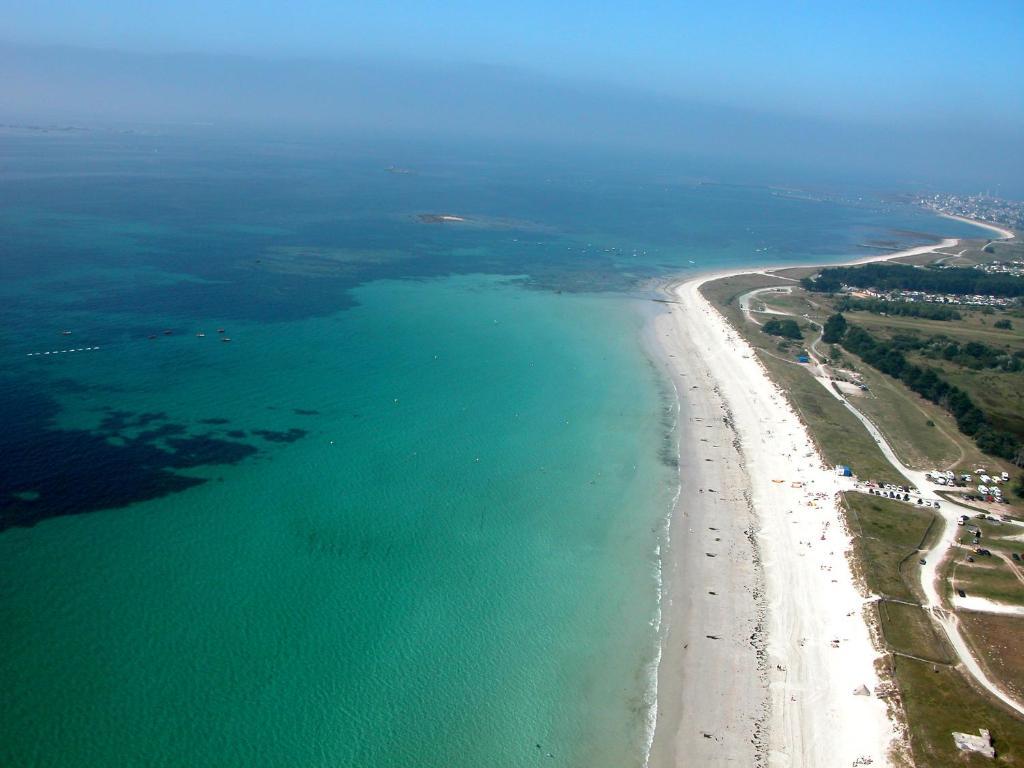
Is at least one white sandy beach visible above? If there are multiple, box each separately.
[939,212,1016,241]
[650,277,897,767]
[647,221,1017,767]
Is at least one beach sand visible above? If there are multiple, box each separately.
[646,215,1019,766]
[938,212,1016,241]
[649,276,899,767]
[644,312,767,767]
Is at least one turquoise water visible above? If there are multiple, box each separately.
[0,134,987,767]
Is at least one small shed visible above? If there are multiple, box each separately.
[835,465,852,477]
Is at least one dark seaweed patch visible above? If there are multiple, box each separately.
[0,388,258,531]
[199,417,231,425]
[251,428,307,444]
[97,409,169,432]
[226,429,246,439]
[292,409,319,416]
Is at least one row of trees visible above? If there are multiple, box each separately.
[933,339,1024,372]
[832,294,962,320]
[803,263,1024,298]
[827,315,1022,464]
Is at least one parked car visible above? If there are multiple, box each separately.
[958,589,966,598]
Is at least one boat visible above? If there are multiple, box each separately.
[217,328,225,334]
[163,329,173,335]
[61,330,72,336]
[196,332,206,337]
[221,337,231,343]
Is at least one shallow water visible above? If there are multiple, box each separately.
[0,133,986,767]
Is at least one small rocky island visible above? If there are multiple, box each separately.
[417,213,467,224]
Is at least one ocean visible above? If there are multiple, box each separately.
[0,131,985,767]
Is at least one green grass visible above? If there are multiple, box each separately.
[805,289,1024,492]
[940,367,1024,441]
[955,564,1024,605]
[845,361,963,470]
[699,273,790,327]
[948,516,1024,606]
[958,612,1024,704]
[760,352,903,483]
[702,270,1024,764]
[842,493,936,602]
[892,655,1024,766]
[878,601,953,663]
[842,495,1024,766]
[842,310,1024,351]
[757,291,817,316]
[769,265,822,280]
[701,276,904,484]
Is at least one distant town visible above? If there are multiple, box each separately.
[849,287,1018,309]
[918,192,1024,232]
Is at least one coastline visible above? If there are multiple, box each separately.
[938,212,1016,240]
[646,223,1012,767]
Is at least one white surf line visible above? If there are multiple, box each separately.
[25,346,101,356]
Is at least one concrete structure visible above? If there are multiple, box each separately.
[952,728,995,759]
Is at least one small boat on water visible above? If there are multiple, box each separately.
[148,334,156,340]
[221,337,231,343]
[163,329,173,335]
[217,328,226,334]
[61,330,72,336]
[196,332,206,337]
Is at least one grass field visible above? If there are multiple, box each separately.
[701,267,1024,764]
[700,275,904,483]
[959,612,1024,704]
[892,655,1024,766]
[878,601,953,664]
[844,361,964,470]
[842,493,936,603]
[950,516,1024,607]
[839,492,1024,766]
[847,310,1024,352]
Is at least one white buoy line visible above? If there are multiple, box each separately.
[26,346,101,357]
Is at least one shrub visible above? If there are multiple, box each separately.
[762,317,802,339]
[822,313,848,343]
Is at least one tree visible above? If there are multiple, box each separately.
[994,319,1012,330]
[762,318,802,340]
[822,313,848,343]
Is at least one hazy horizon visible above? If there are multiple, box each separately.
[2,1,1023,195]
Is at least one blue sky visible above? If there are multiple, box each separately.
[4,0,1023,125]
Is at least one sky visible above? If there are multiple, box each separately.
[5,1,1023,123]
[2,1,1023,191]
